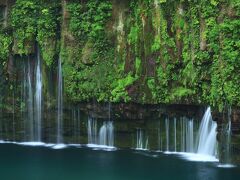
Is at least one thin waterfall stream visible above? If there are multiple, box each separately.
[27,59,34,141]
[136,129,149,150]
[57,58,63,144]
[34,48,42,142]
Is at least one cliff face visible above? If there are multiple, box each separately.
[0,0,240,110]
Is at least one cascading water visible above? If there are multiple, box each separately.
[226,116,232,163]
[99,121,114,147]
[158,117,195,153]
[12,90,15,141]
[56,58,63,144]
[165,118,169,152]
[220,107,232,165]
[136,129,148,150]
[196,107,217,156]
[186,119,194,153]
[155,108,217,160]
[174,118,177,152]
[72,108,81,142]
[34,48,42,142]
[87,117,114,147]
[27,59,34,141]
[88,117,98,144]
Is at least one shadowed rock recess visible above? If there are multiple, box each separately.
[0,0,240,164]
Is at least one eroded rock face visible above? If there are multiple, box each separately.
[0,1,7,27]
[212,107,240,164]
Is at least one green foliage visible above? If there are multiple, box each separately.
[135,57,142,76]
[63,0,114,102]
[170,87,194,101]
[147,78,157,99]
[2,0,240,109]
[10,0,60,65]
[11,0,38,55]
[37,1,60,66]
[0,31,12,61]
[67,0,112,42]
[111,73,137,102]
[128,26,139,45]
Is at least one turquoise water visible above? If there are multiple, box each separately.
[0,144,239,180]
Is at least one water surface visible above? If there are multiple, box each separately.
[0,144,239,180]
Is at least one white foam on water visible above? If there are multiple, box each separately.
[135,148,149,151]
[52,144,68,149]
[0,140,55,147]
[163,151,173,154]
[160,151,219,162]
[86,144,117,151]
[217,164,236,168]
[18,142,48,146]
[176,152,219,162]
[0,140,12,144]
[0,140,72,149]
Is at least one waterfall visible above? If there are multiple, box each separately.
[136,129,148,150]
[56,58,63,144]
[12,90,15,141]
[87,117,114,147]
[73,108,81,142]
[186,119,194,153]
[99,122,114,147]
[177,117,194,153]
[174,118,177,152]
[221,107,232,164]
[34,49,42,142]
[197,107,217,156]
[226,116,232,163]
[165,118,169,152]
[153,111,217,157]
[181,118,185,152]
[88,117,98,144]
[27,59,34,141]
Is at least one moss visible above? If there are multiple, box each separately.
[0,30,12,61]
[111,72,137,102]
[1,0,240,110]
[10,0,60,64]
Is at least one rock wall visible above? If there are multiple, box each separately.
[0,0,240,111]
